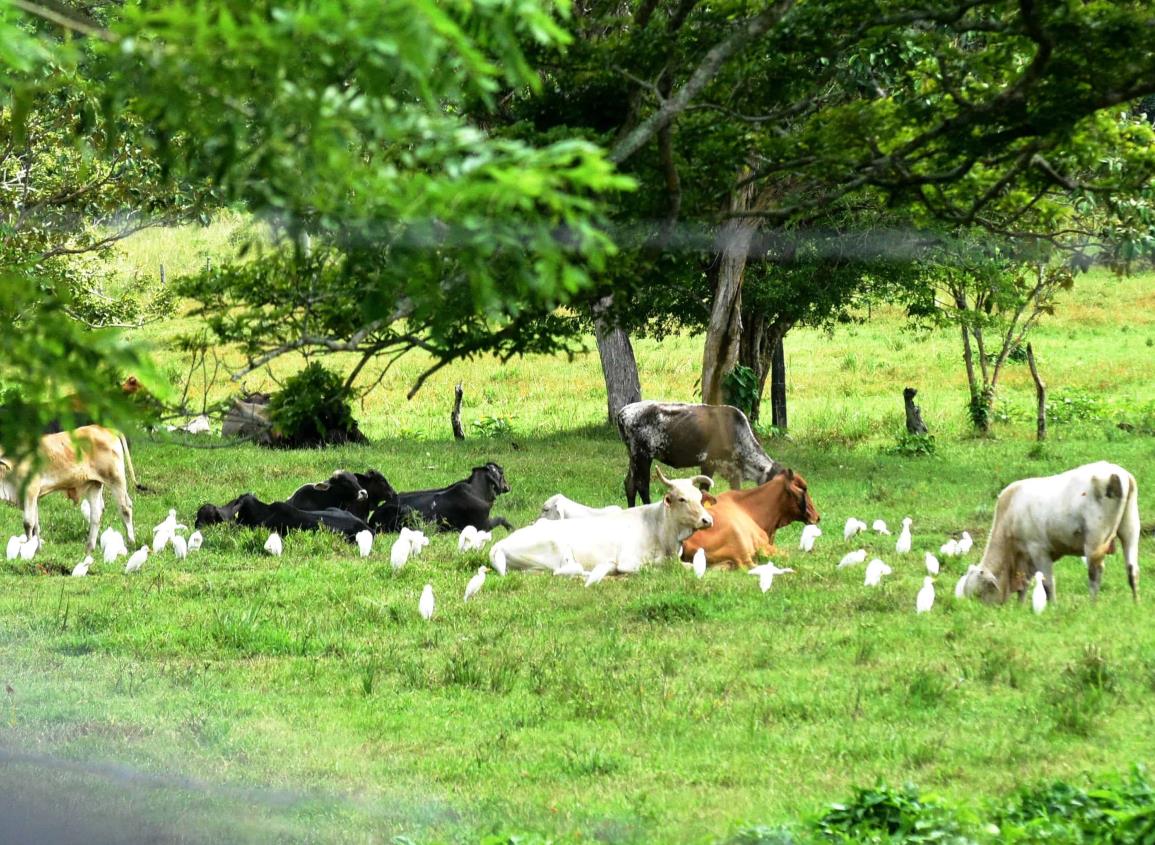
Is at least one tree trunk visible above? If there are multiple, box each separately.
[903,387,928,434]
[592,294,642,428]
[702,180,758,406]
[769,332,787,431]
[451,382,465,440]
[1026,343,1046,441]
[738,310,769,423]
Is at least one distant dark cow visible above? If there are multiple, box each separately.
[617,401,782,506]
[286,470,368,512]
[233,494,370,540]
[371,463,513,533]
[351,470,398,521]
[195,492,252,528]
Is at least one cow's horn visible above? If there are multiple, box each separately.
[655,466,673,488]
[690,475,714,491]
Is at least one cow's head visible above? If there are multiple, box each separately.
[539,494,564,520]
[476,463,511,496]
[756,460,786,486]
[356,469,397,505]
[656,466,714,531]
[964,566,1003,604]
[780,468,820,525]
[323,470,369,502]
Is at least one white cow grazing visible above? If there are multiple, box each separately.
[490,469,714,575]
[964,461,1140,604]
[539,494,624,520]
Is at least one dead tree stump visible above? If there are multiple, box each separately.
[451,382,465,440]
[903,387,928,435]
[1026,343,1046,441]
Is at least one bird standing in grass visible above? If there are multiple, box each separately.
[419,583,435,620]
[187,530,204,552]
[355,530,373,558]
[390,536,411,570]
[1031,572,1047,614]
[954,565,977,599]
[5,535,23,561]
[838,549,867,569]
[749,562,794,592]
[844,518,867,540]
[19,536,39,561]
[72,555,93,577]
[171,534,188,560]
[925,552,940,576]
[864,558,892,587]
[264,532,283,556]
[692,548,707,578]
[103,533,127,564]
[872,519,890,535]
[458,525,478,551]
[895,518,912,554]
[800,524,821,552]
[957,531,974,555]
[464,566,488,601]
[940,538,959,557]
[916,576,935,613]
[124,545,148,573]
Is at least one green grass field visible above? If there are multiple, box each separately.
[1,224,1154,843]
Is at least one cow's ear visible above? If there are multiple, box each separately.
[785,468,794,480]
[702,493,717,506]
[314,482,330,491]
[664,493,673,507]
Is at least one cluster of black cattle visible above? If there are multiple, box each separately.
[194,463,513,541]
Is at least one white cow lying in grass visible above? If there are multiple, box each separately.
[539,494,623,520]
[492,469,714,575]
[964,461,1140,605]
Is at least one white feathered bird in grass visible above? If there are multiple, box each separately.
[838,549,867,569]
[171,534,188,560]
[955,565,977,599]
[1031,572,1048,614]
[153,509,188,552]
[864,558,892,587]
[872,519,891,535]
[490,547,507,576]
[800,524,822,552]
[584,560,614,587]
[264,532,283,557]
[355,530,373,558]
[99,526,118,552]
[187,530,204,552]
[924,552,940,576]
[843,518,867,540]
[939,538,960,557]
[103,533,127,564]
[418,583,435,620]
[6,535,24,561]
[72,555,93,577]
[957,531,974,555]
[124,545,149,573]
[401,528,429,557]
[458,526,477,550]
[19,536,40,561]
[691,548,707,578]
[895,518,913,554]
[748,562,794,592]
[464,566,489,602]
[390,536,412,570]
[916,576,935,613]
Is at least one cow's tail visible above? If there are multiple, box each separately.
[118,434,147,492]
[1117,472,1140,602]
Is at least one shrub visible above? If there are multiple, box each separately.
[723,364,761,419]
[266,362,365,447]
[814,783,970,843]
[889,432,937,457]
[471,415,513,438]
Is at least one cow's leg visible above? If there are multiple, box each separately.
[623,453,640,507]
[631,456,652,506]
[1086,553,1106,601]
[482,515,514,532]
[83,485,104,552]
[22,483,41,540]
[1038,557,1057,603]
[1117,482,1141,602]
[110,479,135,545]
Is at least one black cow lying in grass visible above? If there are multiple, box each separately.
[286,470,369,512]
[195,492,369,540]
[371,462,513,533]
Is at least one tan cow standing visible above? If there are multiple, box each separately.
[965,461,1139,605]
[0,425,136,552]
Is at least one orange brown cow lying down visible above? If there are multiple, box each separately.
[681,468,819,569]
[0,425,136,552]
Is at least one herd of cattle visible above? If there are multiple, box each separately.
[0,399,1143,608]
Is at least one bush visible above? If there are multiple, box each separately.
[724,364,761,419]
[889,432,937,457]
[266,362,365,448]
[1046,388,1108,425]
[814,783,971,843]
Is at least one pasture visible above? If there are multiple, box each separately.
[0,226,1154,843]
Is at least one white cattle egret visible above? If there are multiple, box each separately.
[837,549,867,568]
[264,532,283,557]
[124,545,149,573]
[954,565,977,599]
[940,539,959,557]
[355,530,373,558]
[19,536,40,561]
[749,562,794,592]
[895,518,913,554]
[957,531,974,555]
[419,584,435,620]
[916,576,935,613]
[152,527,172,553]
[843,518,867,540]
[80,499,91,524]
[100,527,119,552]
[491,547,508,576]
[171,534,188,560]
[470,530,492,550]
[187,530,204,551]
[925,552,940,576]
[464,566,488,601]
[103,535,127,564]
[872,519,891,535]
[71,555,93,577]
[864,558,892,587]
[5,535,24,561]
[800,524,822,552]
[1031,572,1047,614]
[390,536,411,570]
[692,548,707,578]
[585,560,614,587]
[458,526,478,550]
[405,530,429,557]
